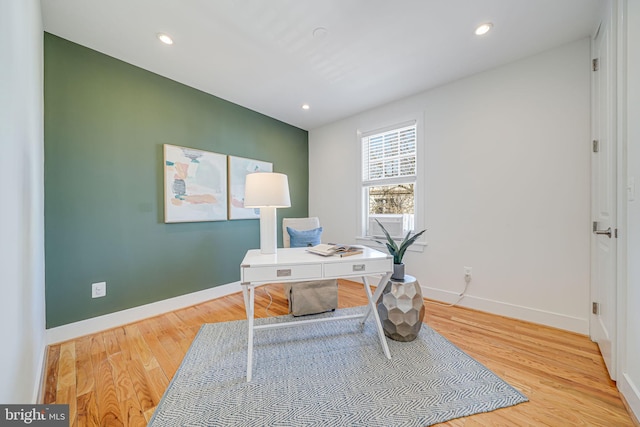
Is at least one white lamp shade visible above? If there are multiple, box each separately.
[244,172,291,208]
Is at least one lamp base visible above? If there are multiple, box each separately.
[259,207,277,254]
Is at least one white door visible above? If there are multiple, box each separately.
[591,10,617,380]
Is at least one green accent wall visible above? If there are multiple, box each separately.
[44,33,309,328]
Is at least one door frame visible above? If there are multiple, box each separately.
[613,0,628,390]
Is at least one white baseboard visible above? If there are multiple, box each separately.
[364,277,588,334]
[45,282,242,345]
[421,286,589,334]
[619,373,640,424]
[44,277,588,346]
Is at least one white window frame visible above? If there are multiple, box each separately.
[356,115,426,251]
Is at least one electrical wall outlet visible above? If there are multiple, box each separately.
[464,267,472,284]
[92,281,106,298]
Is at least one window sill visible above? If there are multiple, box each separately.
[355,236,427,253]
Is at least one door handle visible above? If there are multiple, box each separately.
[593,226,612,238]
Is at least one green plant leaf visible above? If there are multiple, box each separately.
[396,229,426,261]
[374,218,425,263]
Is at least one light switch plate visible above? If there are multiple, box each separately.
[92,281,106,298]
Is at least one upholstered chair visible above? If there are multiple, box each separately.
[282,217,338,316]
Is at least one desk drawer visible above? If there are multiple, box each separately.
[324,259,392,278]
[242,264,322,283]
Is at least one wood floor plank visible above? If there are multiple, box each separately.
[41,279,635,426]
[157,332,185,371]
[56,384,78,427]
[74,336,95,397]
[153,313,188,345]
[119,398,147,427]
[55,341,78,426]
[43,344,60,404]
[108,352,145,427]
[102,329,121,357]
[76,391,99,427]
[124,324,159,371]
[56,341,76,390]
[94,357,124,426]
[173,304,210,327]
[125,357,156,415]
[144,366,169,409]
[89,334,106,367]
[113,327,133,362]
[108,353,139,406]
[137,320,180,379]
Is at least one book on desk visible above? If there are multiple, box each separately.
[306,243,364,257]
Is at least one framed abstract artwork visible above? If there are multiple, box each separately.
[228,155,273,219]
[164,144,228,223]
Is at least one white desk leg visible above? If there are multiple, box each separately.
[241,283,251,318]
[361,272,392,323]
[362,274,392,359]
[246,285,255,382]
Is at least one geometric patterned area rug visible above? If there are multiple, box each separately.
[149,306,528,426]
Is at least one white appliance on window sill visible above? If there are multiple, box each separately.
[368,214,414,239]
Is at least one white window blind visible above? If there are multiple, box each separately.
[360,121,419,238]
[362,123,417,185]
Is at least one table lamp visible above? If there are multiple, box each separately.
[244,172,291,254]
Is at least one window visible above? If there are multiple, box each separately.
[361,122,418,239]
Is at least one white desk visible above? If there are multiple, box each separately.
[240,247,393,381]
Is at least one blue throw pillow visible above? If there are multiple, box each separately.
[287,226,323,248]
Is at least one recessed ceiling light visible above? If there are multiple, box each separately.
[302,104,310,110]
[312,27,328,39]
[475,23,493,36]
[157,33,174,45]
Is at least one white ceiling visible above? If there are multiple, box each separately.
[41,0,604,131]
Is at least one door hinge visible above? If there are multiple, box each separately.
[593,140,599,153]
[592,58,599,71]
[615,228,618,238]
[592,302,600,315]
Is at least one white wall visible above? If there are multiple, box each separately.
[0,0,46,403]
[620,0,640,419]
[310,38,591,334]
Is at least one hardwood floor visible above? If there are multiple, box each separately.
[43,280,634,426]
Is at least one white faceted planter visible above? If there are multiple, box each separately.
[376,275,425,342]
